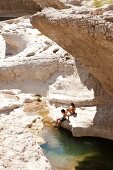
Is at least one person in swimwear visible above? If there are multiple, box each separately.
[55,109,67,127]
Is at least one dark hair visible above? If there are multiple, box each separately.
[61,109,65,113]
[71,103,75,107]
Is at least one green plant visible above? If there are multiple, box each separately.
[93,0,103,7]
[93,0,113,8]
[107,0,113,4]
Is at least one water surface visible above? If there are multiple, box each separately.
[40,127,113,170]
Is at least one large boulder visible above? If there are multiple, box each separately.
[30,3,113,140]
[31,5,113,96]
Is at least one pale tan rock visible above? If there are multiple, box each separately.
[1,13,113,170]
[0,0,41,18]
[0,100,51,170]
[31,6,113,140]
[0,35,6,59]
[31,6,113,96]
[0,93,21,111]
[1,17,113,141]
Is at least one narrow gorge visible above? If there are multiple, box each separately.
[1,0,113,170]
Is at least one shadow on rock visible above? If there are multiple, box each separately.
[75,154,113,170]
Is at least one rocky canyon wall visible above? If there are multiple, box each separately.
[0,0,83,17]
[1,1,113,141]
[33,0,82,9]
[30,2,113,139]
[0,0,40,12]
[0,0,42,18]
[31,4,113,96]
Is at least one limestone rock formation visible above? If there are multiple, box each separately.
[1,1,113,169]
[0,0,90,19]
[0,0,42,19]
[31,4,113,97]
[0,8,113,164]
[34,0,66,9]
[0,0,80,19]
[0,16,99,169]
[31,2,113,140]
[0,89,51,170]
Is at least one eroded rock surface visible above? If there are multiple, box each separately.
[31,3,113,140]
[0,89,51,170]
[2,1,113,169]
[0,0,81,19]
[31,4,113,96]
[36,0,82,8]
[0,0,41,18]
[1,15,113,170]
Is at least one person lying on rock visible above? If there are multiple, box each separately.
[66,103,77,119]
[55,109,68,127]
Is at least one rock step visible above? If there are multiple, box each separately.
[48,93,110,107]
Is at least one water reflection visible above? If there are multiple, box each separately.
[37,106,113,170]
[40,127,105,170]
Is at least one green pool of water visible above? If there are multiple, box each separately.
[40,127,113,170]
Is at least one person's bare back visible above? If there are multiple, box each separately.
[67,103,77,119]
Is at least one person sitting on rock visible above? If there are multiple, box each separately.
[66,103,77,119]
[55,109,67,127]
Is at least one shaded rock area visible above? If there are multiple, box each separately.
[0,0,82,19]
[0,0,41,19]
